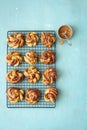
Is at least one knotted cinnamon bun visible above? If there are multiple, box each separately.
[24,51,37,64]
[6,69,23,84]
[26,88,40,104]
[44,87,58,102]
[42,68,57,85]
[6,52,22,66]
[26,32,39,47]
[6,33,24,48]
[40,50,55,64]
[24,66,40,83]
[41,32,56,47]
[6,87,24,103]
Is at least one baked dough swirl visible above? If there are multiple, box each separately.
[6,52,22,66]
[6,33,24,48]
[42,68,57,85]
[26,88,40,104]
[26,32,39,46]
[44,87,58,102]
[24,51,37,64]
[40,50,55,64]
[6,87,24,103]
[41,32,56,47]
[24,66,40,83]
[6,69,23,84]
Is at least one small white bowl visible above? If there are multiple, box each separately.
[58,25,73,40]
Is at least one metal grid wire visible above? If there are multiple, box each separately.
[6,30,56,108]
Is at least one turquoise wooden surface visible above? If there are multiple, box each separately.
[0,0,87,130]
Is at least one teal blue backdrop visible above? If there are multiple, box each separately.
[0,0,87,130]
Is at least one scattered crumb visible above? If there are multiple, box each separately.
[68,42,72,46]
[59,39,65,44]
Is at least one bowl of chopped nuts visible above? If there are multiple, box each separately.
[58,25,73,45]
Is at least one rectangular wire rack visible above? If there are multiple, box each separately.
[6,30,56,108]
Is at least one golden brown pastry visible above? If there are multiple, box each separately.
[42,68,57,85]
[24,66,40,83]
[44,87,58,102]
[41,32,56,47]
[6,33,24,48]
[6,87,24,103]
[26,88,40,104]
[40,50,55,64]
[24,51,37,64]
[6,52,22,66]
[6,69,23,84]
[26,32,39,46]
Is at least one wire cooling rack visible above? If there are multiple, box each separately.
[6,30,56,108]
